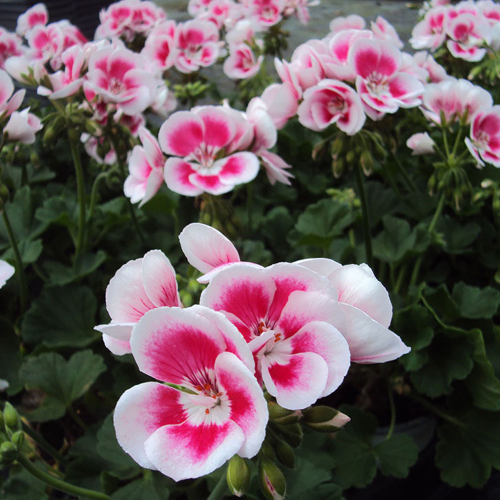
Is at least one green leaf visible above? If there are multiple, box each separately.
[262,206,294,252]
[35,194,77,229]
[436,408,500,488]
[438,217,481,254]
[373,216,416,263]
[22,285,99,348]
[45,251,106,286]
[0,465,49,499]
[2,238,43,265]
[239,240,272,267]
[0,318,23,395]
[20,351,106,421]
[284,457,332,499]
[452,282,500,319]
[110,479,164,500]
[421,285,461,325]
[375,434,418,478]
[294,199,354,248]
[365,182,398,227]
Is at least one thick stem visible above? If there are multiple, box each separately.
[67,406,87,431]
[354,161,373,268]
[1,207,28,313]
[386,383,396,440]
[22,423,68,466]
[85,172,107,248]
[206,471,227,500]
[17,454,109,500]
[408,392,466,428]
[68,130,86,262]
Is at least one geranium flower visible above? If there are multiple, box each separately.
[0,260,15,289]
[141,21,178,72]
[114,306,268,481]
[223,44,263,80]
[248,0,285,28]
[94,249,182,355]
[297,79,366,135]
[407,132,436,155]
[200,262,351,409]
[371,16,404,49]
[0,69,25,117]
[328,14,366,35]
[410,6,449,51]
[349,38,425,114]
[124,126,165,206]
[0,29,24,70]
[16,3,48,37]
[4,108,42,144]
[446,12,491,62]
[159,107,260,196]
[465,106,500,167]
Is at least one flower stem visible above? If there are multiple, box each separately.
[408,392,466,428]
[68,129,86,262]
[85,171,107,248]
[22,423,68,466]
[17,454,109,500]
[354,161,373,267]
[206,470,227,500]
[386,383,396,440]
[1,206,28,313]
[67,405,87,431]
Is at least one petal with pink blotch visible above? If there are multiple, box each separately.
[387,73,424,106]
[164,157,203,196]
[335,303,410,363]
[259,150,294,186]
[179,222,240,274]
[216,152,260,185]
[142,250,181,308]
[114,382,187,469]
[215,352,268,457]
[130,307,226,385]
[191,306,254,372]
[188,172,234,195]
[158,111,204,157]
[106,258,155,323]
[139,168,164,207]
[349,38,401,80]
[196,107,235,150]
[144,417,244,481]
[328,264,393,328]
[286,321,350,397]
[266,263,337,326]
[139,126,164,170]
[262,351,328,410]
[200,264,277,341]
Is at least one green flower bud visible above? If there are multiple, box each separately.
[280,423,303,448]
[260,440,275,460]
[29,151,40,169]
[268,402,302,425]
[84,120,100,136]
[332,157,344,179]
[330,136,344,157]
[274,440,295,469]
[301,406,350,433]
[11,431,25,450]
[345,150,356,164]
[259,459,286,500]
[360,150,374,176]
[227,455,250,497]
[0,441,18,461]
[3,403,20,431]
[67,127,79,143]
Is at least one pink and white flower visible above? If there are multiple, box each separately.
[0,69,25,118]
[0,29,24,70]
[247,0,285,28]
[329,15,366,35]
[410,7,449,51]
[371,16,404,49]
[407,132,436,155]
[94,249,182,355]
[26,23,64,67]
[412,51,449,83]
[4,108,42,144]
[179,223,243,283]
[114,306,267,481]
[260,82,299,129]
[297,79,366,135]
[175,20,220,74]
[159,107,260,196]
[85,46,157,115]
[465,106,500,167]
[141,21,178,72]
[124,126,165,206]
[223,44,263,80]
[200,263,352,409]
[0,260,15,289]
[349,38,425,115]
[82,135,117,165]
[446,12,491,61]
[16,3,48,37]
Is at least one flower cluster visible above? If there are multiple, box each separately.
[96,223,410,480]
[260,14,433,136]
[411,0,500,62]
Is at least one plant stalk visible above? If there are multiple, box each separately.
[408,392,466,428]
[206,471,227,500]
[17,454,109,500]
[354,161,373,267]
[22,423,68,465]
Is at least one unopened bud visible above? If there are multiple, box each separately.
[3,403,20,431]
[29,151,40,169]
[227,455,250,497]
[280,423,303,448]
[312,139,327,161]
[301,406,350,433]
[67,127,79,143]
[259,459,286,500]
[268,402,302,425]
[275,440,295,469]
[360,150,374,176]
[0,184,10,204]
[330,136,344,157]
[260,441,275,460]
[11,431,24,450]
[332,157,344,178]
[345,150,356,164]
[84,120,100,136]
[0,441,17,461]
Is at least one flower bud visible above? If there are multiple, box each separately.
[260,441,275,460]
[274,440,295,469]
[227,455,250,497]
[0,441,18,461]
[84,120,100,136]
[280,423,303,448]
[360,150,373,176]
[3,403,20,431]
[29,151,40,169]
[332,157,344,178]
[330,136,344,157]
[11,431,24,450]
[346,150,356,164]
[268,402,302,425]
[259,459,286,500]
[301,406,350,433]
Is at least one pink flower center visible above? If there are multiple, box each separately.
[109,78,125,94]
[367,72,388,95]
[327,95,346,114]
[475,130,489,149]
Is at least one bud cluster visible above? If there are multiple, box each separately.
[0,403,24,469]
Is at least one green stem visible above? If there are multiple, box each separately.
[1,207,28,313]
[354,161,373,267]
[247,183,253,232]
[442,125,450,158]
[409,193,446,288]
[390,150,417,193]
[408,392,466,428]
[451,126,464,159]
[85,172,107,248]
[386,383,396,440]
[393,264,407,295]
[206,471,227,500]
[67,406,87,431]
[68,130,86,262]
[17,454,109,500]
[22,423,68,466]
